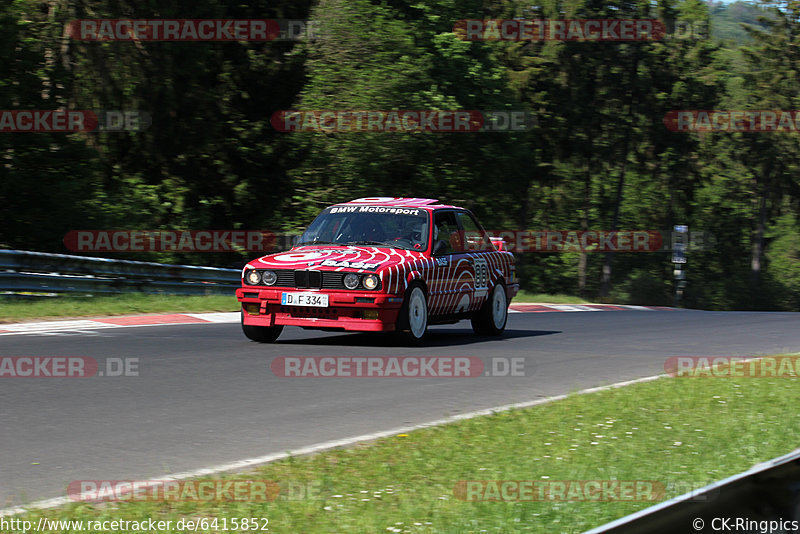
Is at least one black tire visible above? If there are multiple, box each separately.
[395,283,428,344]
[241,311,283,343]
[471,282,508,336]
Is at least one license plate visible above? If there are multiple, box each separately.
[281,292,329,307]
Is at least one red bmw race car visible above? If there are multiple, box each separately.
[236,197,519,343]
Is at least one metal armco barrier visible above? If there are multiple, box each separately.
[586,448,800,533]
[0,250,240,295]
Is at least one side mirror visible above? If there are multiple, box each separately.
[433,240,448,256]
[489,236,505,251]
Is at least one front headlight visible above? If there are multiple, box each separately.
[344,273,360,290]
[262,270,277,285]
[245,269,261,285]
[363,274,379,290]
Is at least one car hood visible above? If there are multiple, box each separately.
[247,245,428,272]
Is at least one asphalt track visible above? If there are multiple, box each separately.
[1,309,799,507]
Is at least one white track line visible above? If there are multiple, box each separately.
[0,373,664,518]
[0,313,240,336]
[184,312,239,323]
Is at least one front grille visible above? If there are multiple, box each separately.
[295,270,322,288]
[322,272,348,289]
[275,271,295,287]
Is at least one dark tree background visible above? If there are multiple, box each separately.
[2,0,798,310]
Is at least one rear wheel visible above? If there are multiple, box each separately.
[396,284,428,344]
[471,282,508,336]
[241,311,283,343]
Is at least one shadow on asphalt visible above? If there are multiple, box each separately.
[276,328,561,347]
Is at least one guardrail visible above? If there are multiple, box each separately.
[586,447,800,533]
[0,250,241,295]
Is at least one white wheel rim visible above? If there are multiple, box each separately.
[408,288,427,338]
[491,285,507,329]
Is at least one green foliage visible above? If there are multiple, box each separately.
[765,212,800,310]
[285,0,525,226]
[710,1,774,44]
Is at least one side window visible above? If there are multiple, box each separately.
[433,211,463,254]
[456,211,492,252]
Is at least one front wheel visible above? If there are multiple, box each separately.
[471,283,508,336]
[396,284,428,344]
[241,311,283,343]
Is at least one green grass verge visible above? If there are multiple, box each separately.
[10,365,800,533]
[0,294,239,323]
[0,291,585,323]
[512,291,590,304]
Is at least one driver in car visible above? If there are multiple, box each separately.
[399,218,426,249]
[348,216,387,243]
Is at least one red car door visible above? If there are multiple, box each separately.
[455,210,496,312]
[428,210,477,315]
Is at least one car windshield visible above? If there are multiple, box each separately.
[297,206,430,251]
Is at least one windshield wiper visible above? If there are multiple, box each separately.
[346,240,402,248]
[295,240,339,246]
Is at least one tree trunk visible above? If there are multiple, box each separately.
[600,49,640,297]
[750,173,770,292]
[578,162,591,297]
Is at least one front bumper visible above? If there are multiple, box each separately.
[236,287,403,332]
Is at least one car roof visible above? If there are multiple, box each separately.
[332,197,461,210]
